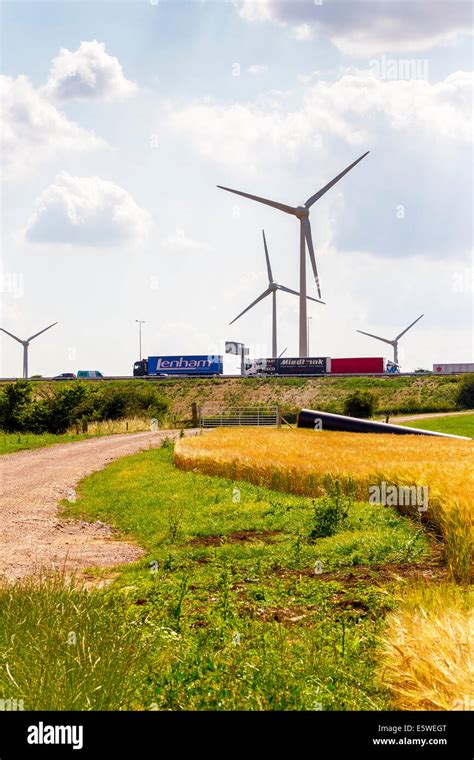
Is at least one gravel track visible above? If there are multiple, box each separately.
[0,430,197,583]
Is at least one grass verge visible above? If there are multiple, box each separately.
[0,574,155,710]
[0,418,153,455]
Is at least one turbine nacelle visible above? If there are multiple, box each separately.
[295,206,309,219]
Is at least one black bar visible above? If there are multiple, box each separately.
[0,710,471,758]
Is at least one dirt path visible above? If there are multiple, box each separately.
[0,430,198,583]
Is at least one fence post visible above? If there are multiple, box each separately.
[191,402,198,428]
[277,406,281,428]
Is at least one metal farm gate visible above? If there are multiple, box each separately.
[199,406,280,428]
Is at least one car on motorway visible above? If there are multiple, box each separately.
[77,370,104,379]
[53,372,76,380]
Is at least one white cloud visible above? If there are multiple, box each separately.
[25,172,151,245]
[0,75,105,179]
[165,71,472,170]
[161,227,213,251]
[237,0,473,56]
[165,71,472,260]
[43,40,138,101]
[293,23,313,41]
[246,64,269,75]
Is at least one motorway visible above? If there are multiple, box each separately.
[0,372,461,381]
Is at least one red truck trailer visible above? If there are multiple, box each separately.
[330,357,397,374]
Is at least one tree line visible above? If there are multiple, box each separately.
[0,380,169,434]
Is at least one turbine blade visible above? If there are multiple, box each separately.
[395,314,424,341]
[304,151,370,208]
[0,328,24,344]
[27,321,58,342]
[229,289,272,325]
[356,329,393,346]
[276,284,325,304]
[217,185,297,216]
[302,217,322,299]
[262,230,273,283]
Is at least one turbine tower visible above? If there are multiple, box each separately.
[0,322,58,378]
[356,314,424,365]
[229,230,324,357]
[218,151,369,357]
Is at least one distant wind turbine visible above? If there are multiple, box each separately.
[356,314,424,365]
[0,322,58,378]
[218,151,369,357]
[229,230,324,358]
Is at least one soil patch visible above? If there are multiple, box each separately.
[188,529,282,547]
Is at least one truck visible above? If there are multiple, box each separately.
[247,357,331,376]
[133,355,223,377]
[433,363,474,374]
[330,357,398,374]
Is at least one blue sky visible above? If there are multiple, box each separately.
[1,0,473,375]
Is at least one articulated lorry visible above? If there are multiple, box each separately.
[133,355,224,377]
[433,363,474,374]
[246,356,398,376]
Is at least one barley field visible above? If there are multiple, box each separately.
[175,428,473,710]
[381,584,473,711]
[175,428,473,583]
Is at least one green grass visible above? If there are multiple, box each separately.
[0,431,92,454]
[0,575,154,710]
[0,442,430,711]
[399,413,474,438]
[0,443,437,710]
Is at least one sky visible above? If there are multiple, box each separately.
[0,0,473,376]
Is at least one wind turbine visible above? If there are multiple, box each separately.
[229,230,324,358]
[0,322,58,378]
[356,314,424,365]
[218,151,369,357]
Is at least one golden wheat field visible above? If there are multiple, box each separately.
[381,586,473,711]
[175,427,473,711]
[175,427,473,582]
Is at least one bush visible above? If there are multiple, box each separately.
[456,375,474,409]
[307,484,352,540]
[343,391,375,418]
[95,386,129,421]
[45,382,92,433]
[0,380,34,432]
